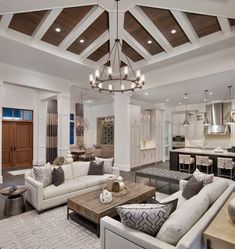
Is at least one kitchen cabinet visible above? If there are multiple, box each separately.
[140,148,156,165]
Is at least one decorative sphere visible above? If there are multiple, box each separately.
[100,190,112,203]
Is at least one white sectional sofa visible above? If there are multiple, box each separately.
[25,161,119,212]
[100,177,235,249]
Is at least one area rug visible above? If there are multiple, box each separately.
[0,192,169,249]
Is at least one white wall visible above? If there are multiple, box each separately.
[84,102,114,146]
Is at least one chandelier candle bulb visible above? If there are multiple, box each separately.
[108,67,112,76]
[140,75,145,84]
[124,66,129,76]
[108,84,113,91]
[136,70,141,79]
[89,74,94,83]
[98,83,102,88]
[121,84,125,90]
[95,70,100,79]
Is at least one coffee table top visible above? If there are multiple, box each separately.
[136,168,191,183]
[0,185,27,197]
[67,181,155,223]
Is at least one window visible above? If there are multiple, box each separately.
[70,113,75,144]
[2,108,33,121]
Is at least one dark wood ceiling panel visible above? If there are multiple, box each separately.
[186,13,221,38]
[229,18,235,27]
[67,11,109,55]
[140,7,189,47]
[42,6,93,46]
[88,40,109,62]
[122,40,144,62]
[9,10,48,36]
[124,11,164,55]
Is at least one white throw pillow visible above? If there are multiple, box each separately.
[193,169,214,185]
[95,157,113,174]
[157,193,209,245]
[72,161,90,178]
[33,163,52,188]
[61,164,74,180]
[199,179,228,206]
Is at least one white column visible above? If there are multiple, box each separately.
[114,93,131,172]
[33,99,47,165]
[0,81,3,183]
[57,93,70,157]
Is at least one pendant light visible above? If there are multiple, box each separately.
[203,90,211,126]
[183,93,190,126]
[226,85,235,125]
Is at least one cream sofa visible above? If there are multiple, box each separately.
[100,177,235,249]
[25,161,119,212]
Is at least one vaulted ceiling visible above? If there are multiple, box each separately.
[0,0,235,72]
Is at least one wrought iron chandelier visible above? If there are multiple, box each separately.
[203,90,211,126]
[183,93,190,126]
[226,85,235,125]
[89,0,145,93]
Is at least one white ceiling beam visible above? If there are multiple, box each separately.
[135,0,235,19]
[59,6,104,50]
[32,9,63,41]
[0,14,13,31]
[79,30,109,61]
[217,17,231,35]
[0,0,96,15]
[171,10,199,45]
[130,6,173,53]
[123,30,152,62]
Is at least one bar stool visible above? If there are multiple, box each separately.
[179,154,195,173]
[217,157,235,179]
[196,156,213,174]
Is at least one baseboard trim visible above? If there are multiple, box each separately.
[114,163,130,172]
[0,175,2,184]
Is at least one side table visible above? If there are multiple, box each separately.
[0,185,27,217]
[204,192,235,249]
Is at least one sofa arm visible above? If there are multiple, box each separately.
[25,176,44,212]
[100,216,175,249]
[112,167,120,177]
[179,180,188,191]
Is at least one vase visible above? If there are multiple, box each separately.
[107,176,116,191]
[228,197,235,223]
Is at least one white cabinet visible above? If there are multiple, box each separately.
[140,148,156,165]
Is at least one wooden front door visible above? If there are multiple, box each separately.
[2,121,33,169]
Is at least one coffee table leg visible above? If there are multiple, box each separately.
[67,207,70,220]
[97,223,100,238]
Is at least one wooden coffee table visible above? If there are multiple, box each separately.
[67,181,155,236]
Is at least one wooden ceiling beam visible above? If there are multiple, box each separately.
[217,17,231,35]
[171,10,199,45]
[80,30,109,61]
[130,6,172,53]
[135,0,235,19]
[0,0,96,15]
[59,6,104,50]
[32,9,63,41]
[123,30,151,62]
[0,14,13,31]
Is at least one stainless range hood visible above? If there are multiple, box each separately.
[204,102,231,135]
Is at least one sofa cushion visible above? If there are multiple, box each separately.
[88,160,104,175]
[116,203,171,236]
[61,164,74,180]
[43,180,86,199]
[160,190,186,209]
[95,157,114,174]
[182,176,204,200]
[51,166,64,186]
[193,169,214,185]
[72,161,90,178]
[78,175,111,188]
[199,178,228,206]
[157,193,209,245]
[33,163,52,188]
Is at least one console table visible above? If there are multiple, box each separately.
[204,192,235,249]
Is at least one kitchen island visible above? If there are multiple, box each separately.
[170,148,235,175]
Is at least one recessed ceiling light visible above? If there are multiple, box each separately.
[166,99,169,102]
[209,92,213,95]
[147,40,152,44]
[171,29,177,34]
[79,39,85,43]
[204,98,207,102]
[55,27,61,33]
[144,92,148,96]
[86,100,93,104]
[178,102,182,105]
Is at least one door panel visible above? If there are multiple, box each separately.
[2,121,33,168]
[2,122,14,168]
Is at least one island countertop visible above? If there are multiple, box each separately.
[171,148,235,157]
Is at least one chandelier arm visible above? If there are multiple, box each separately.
[122,47,136,78]
[116,0,119,40]
[117,41,122,85]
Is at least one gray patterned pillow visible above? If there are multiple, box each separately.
[116,204,171,236]
[33,163,52,188]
